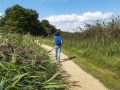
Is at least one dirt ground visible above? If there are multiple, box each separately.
[41,44,109,90]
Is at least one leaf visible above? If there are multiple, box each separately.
[29,76,40,78]
[39,65,47,71]
[45,71,61,83]
[20,86,34,90]
[44,84,72,88]
[0,80,5,90]
[7,62,12,76]
[5,73,29,89]
[12,73,28,82]
[0,62,6,69]
[11,53,18,63]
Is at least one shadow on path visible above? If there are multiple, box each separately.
[60,56,76,62]
[47,49,54,53]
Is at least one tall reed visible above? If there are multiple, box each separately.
[0,33,68,90]
[61,17,120,76]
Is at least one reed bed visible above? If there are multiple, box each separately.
[0,33,69,90]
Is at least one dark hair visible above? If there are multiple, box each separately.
[55,31,60,36]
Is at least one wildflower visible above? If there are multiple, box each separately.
[17,48,26,53]
[35,55,42,65]
[35,60,42,65]
[8,35,12,40]
[36,55,42,60]
[32,46,36,49]
[25,56,33,61]
[27,72,35,77]
[1,46,7,50]
[27,50,33,54]
[7,43,12,48]
[1,46,9,53]
[46,74,51,79]
[4,56,12,62]
[17,57,24,64]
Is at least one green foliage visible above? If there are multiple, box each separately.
[41,37,120,90]
[0,16,5,29]
[0,33,67,90]
[41,20,58,36]
[0,4,58,36]
[41,17,120,89]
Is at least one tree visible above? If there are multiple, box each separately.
[0,4,47,35]
[0,16,5,29]
[0,4,60,36]
[41,20,57,36]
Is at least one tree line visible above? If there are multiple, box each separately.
[0,4,60,36]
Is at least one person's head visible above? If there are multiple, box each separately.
[55,31,60,36]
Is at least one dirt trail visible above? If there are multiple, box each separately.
[41,44,109,90]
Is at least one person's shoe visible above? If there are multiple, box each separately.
[58,59,60,62]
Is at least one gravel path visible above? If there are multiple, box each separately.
[41,44,109,90]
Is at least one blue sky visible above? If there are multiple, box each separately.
[0,0,120,32]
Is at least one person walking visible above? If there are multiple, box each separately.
[53,32,62,62]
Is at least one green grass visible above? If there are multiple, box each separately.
[40,37,120,90]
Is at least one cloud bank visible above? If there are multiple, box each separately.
[42,11,114,32]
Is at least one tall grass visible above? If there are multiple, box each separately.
[60,17,120,89]
[0,33,69,90]
[40,17,120,89]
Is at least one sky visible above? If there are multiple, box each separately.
[0,0,120,32]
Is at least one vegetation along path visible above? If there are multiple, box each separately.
[41,44,109,90]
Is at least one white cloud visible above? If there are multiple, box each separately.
[77,12,114,22]
[41,11,114,32]
[0,13,3,16]
[43,11,114,23]
[43,14,78,22]
[54,22,85,32]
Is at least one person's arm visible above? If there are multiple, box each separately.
[61,40,62,43]
[53,39,54,44]
[61,37,62,43]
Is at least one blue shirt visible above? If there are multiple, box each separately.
[53,36,62,46]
